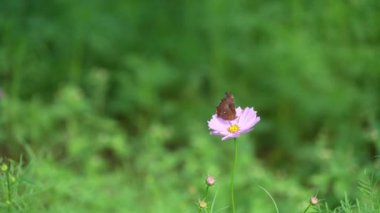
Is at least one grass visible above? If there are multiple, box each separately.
[1,0,380,212]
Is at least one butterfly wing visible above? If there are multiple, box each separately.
[216,92,236,120]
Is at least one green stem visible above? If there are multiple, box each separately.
[303,204,311,213]
[231,138,238,213]
[204,186,209,213]
[6,170,12,211]
[198,186,210,213]
[205,186,209,200]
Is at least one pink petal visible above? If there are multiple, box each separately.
[241,116,260,132]
[238,107,260,131]
[210,130,229,136]
[208,114,230,132]
[235,107,243,117]
[222,133,240,141]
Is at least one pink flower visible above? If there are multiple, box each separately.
[208,107,260,141]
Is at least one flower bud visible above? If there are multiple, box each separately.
[198,200,207,209]
[310,196,318,205]
[205,176,215,186]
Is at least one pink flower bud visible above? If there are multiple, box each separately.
[205,176,216,186]
[310,196,318,205]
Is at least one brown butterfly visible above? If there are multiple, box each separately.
[216,92,237,120]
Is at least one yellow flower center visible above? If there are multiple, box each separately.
[228,124,240,133]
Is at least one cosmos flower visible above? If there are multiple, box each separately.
[208,107,260,140]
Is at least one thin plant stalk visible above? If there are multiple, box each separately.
[230,138,238,213]
[205,186,209,200]
[303,204,311,213]
[258,185,279,213]
[204,186,209,213]
[6,172,11,202]
[198,186,210,213]
[2,164,12,212]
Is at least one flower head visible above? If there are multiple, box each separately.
[205,175,216,186]
[310,196,318,205]
[198,199,207,209]
[208,93,260,140]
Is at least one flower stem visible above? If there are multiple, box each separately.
[303,204,311,213]
[204,186,210,213]
[205,186,209,201]
[5,168,12,212]
[198,186,210,213]
[231,138,238,213]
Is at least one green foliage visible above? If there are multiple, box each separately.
[0,158,27,212]
[311,171,380,213]
[1,0,380,212]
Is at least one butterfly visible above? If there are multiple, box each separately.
[216,92,237,120]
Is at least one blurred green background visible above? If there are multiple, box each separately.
[1,0,380,212]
